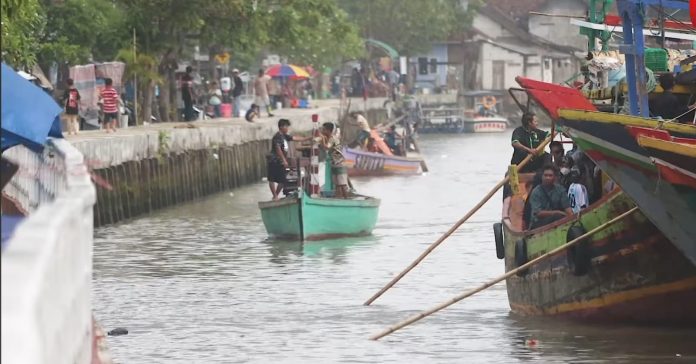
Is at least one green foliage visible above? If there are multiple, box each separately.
[340,0,480,56]
[1,0,44,68]
[265,0,364,68]
[116,49,162,85]
[39,0,128,65]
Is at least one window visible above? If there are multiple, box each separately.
[418,58,428,75]
[430,58,437,73]
[492,61,505,90]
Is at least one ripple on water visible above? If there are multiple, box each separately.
[94,133,696,363]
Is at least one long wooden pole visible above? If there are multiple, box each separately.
[370,206,639,340]
[363,135,554,306]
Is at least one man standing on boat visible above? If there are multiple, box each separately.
[267,119,310,200]
[511,112,549,173]
[347,111,371,150]
[529,165,573,229]
[316,122,349,198]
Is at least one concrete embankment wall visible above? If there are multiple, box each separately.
[68,99,389,227]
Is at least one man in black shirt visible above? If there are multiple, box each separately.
[267,119,311,200]
[232,69,244,117]
[649,73,695,122]
[182,66,196,121]
[511,112,550,173]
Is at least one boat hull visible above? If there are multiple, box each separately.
[556,110,696,265]
[503,192,696,324]
[343,148,422,177]
[463,118,509,133]
[259,193,380,241]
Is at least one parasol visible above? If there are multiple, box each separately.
[265,64,311,79]
[1,63,63,152]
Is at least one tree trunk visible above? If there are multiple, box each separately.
[168,69,178,121]
[158,75,171,122]
[142,79,155,125]
[158,51,176,122]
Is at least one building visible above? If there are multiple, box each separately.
[409,0,587,93]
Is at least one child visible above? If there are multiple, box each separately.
[99,78,119,133]
[317,122,349,198]
[245,104,260,122]
[63,78,81,135]
[567,166,589,214]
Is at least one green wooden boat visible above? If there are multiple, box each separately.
[259,162,380,241]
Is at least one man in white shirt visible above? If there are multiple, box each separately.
[567,166,589,214]
[347,111,371,149]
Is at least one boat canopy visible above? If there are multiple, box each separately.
[365,38,399,61]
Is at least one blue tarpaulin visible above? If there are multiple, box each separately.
[1,215,25,251]
[1,63,63,152]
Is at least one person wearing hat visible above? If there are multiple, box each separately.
[232,69,244,117]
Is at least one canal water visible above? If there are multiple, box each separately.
[93,132,696,363]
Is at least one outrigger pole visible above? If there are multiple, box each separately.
[370,206,640,340]
[363,135,554,306]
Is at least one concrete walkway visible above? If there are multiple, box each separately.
[64,97,389,169]
[64,98,384,143]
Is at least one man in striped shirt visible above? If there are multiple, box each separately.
[99,78,119,133]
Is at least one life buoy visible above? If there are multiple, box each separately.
[514,239,528,276]
[566,225,591,276]
[482,96,497,110]
[493,223,505,259]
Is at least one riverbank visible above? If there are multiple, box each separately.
[68,98,390,226]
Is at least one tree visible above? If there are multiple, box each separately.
[39,0,129,66]
[340,0,480,56]
[116,49,162,125]
[1,0,44,68]
[265,0,364,69]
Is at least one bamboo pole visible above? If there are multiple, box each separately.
[364,135,554,306]
[370,206,639,341]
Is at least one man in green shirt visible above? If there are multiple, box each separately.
[529,165,573,229]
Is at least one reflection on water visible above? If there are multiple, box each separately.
[93,133,696,363]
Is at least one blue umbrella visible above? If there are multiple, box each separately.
[1,63,63,152]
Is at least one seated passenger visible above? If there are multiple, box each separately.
[567,166,589,214]
[528,165,573,229]
[649,73,696,122]
[549,141,565,169]
[384,125,403,156]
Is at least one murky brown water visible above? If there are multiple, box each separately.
[93,133,696,363]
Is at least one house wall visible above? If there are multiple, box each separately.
[529,0,587,51]
[551,57,581,84]
[479,42,525,90]
[409,43,449,91]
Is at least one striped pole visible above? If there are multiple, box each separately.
[310,114,320,196]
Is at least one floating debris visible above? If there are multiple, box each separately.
[107,328,129,336]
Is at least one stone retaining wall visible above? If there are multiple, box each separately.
[67,98,389,226]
